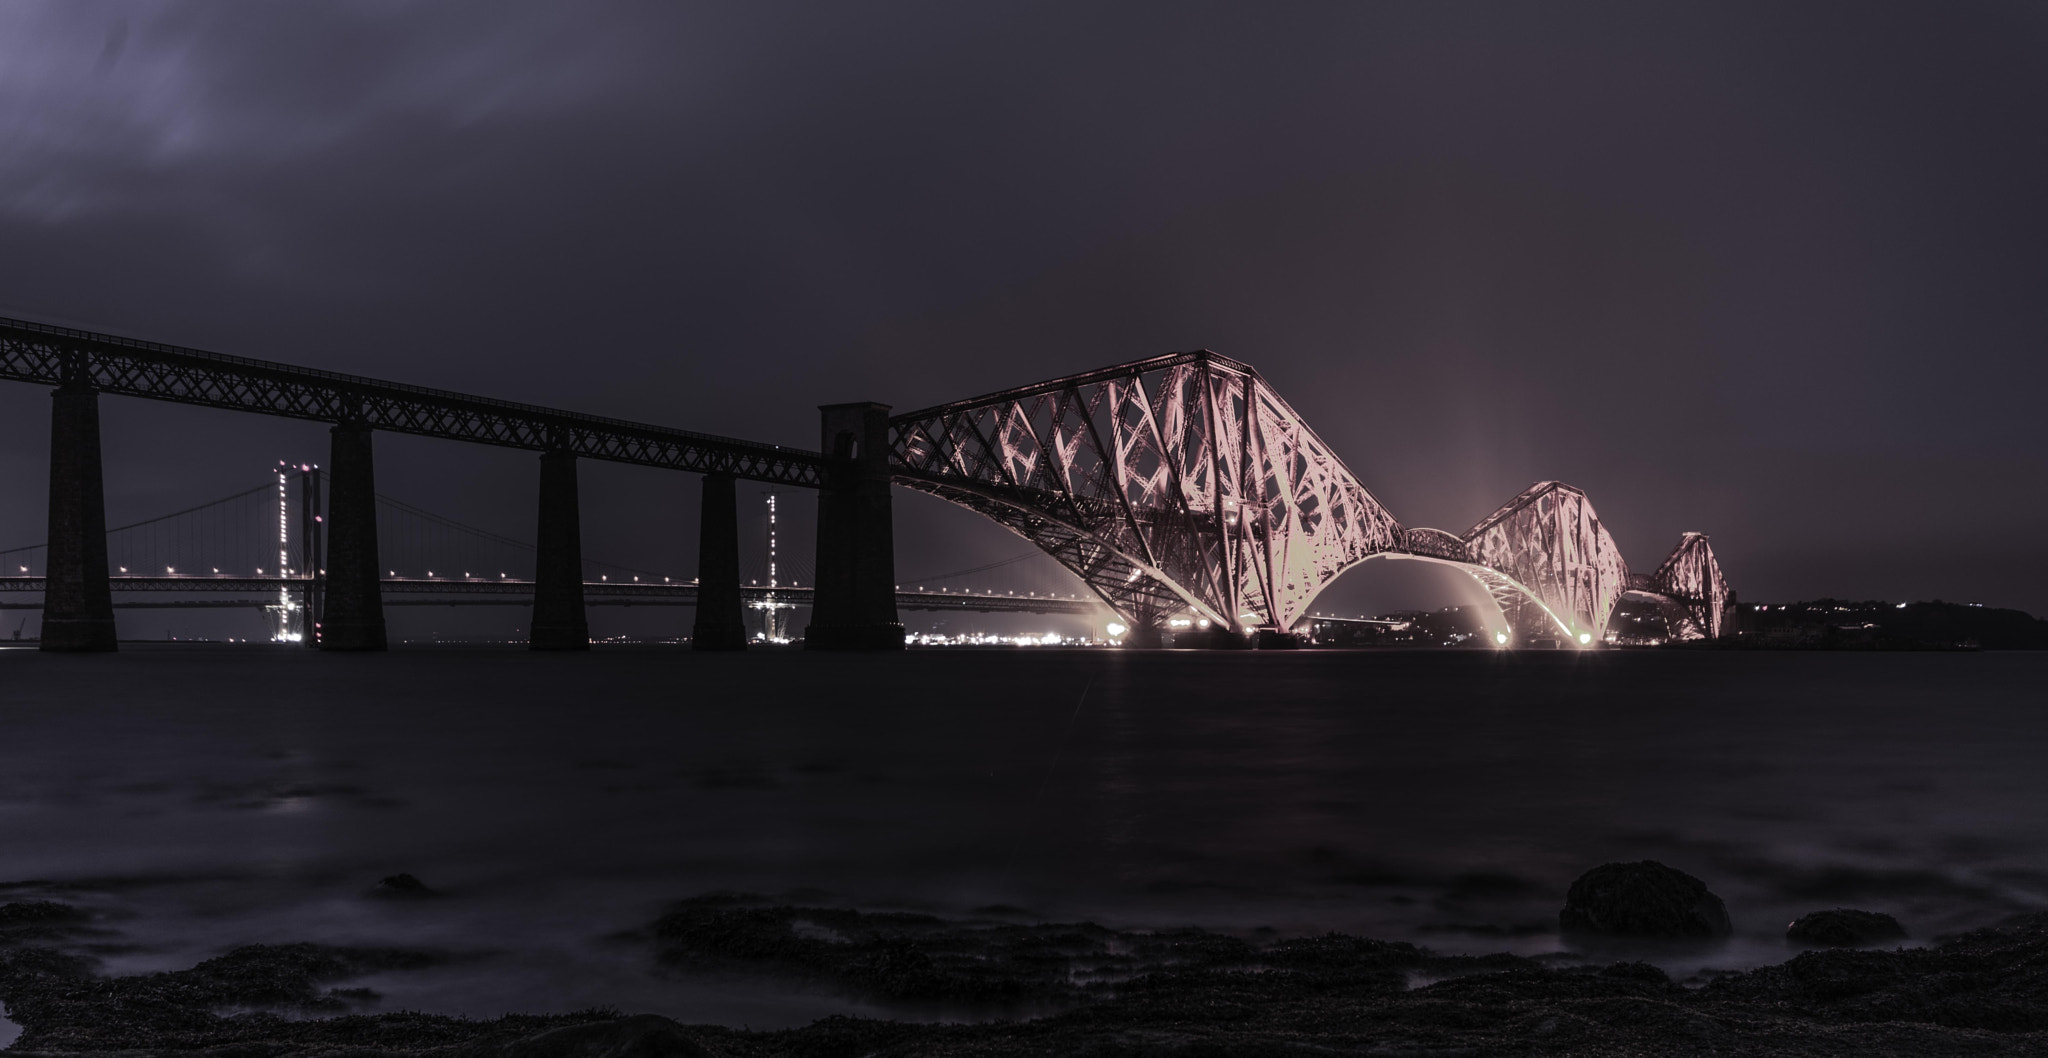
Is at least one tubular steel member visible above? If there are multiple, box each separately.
[1459,481,1631,647]
[41,381,117,651]
[806,403,904,650]
[889,352,1738,647]
[1647,532,1734,639]
[691,473,747,650]
[529,449,589,650]
[889,350,1402,637]
[321,423,387,651]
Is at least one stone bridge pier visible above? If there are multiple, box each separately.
[805,403,904,650]
[692,472,747,650]
[41,381,117,652]
[320,423,387,651]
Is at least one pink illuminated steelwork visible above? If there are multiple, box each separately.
[1459,481,1632,645]
[890,351,1732,646]
[1644,532,1734,639]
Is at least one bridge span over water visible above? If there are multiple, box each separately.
[0,576,1098,617]
[1,315,1730,652]
[890,350,1732,647]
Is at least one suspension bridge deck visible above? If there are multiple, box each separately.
[0,576,1098,616]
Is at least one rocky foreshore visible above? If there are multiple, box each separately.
[6,881,2048,1056]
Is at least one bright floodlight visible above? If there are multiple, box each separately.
[1578,632,1592,645]
[1495,631,1508,645]
[1106,622,1128,637]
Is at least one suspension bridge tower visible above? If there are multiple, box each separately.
[756,490,793,643]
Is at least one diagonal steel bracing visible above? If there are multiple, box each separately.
[0,315,825,485]
[1459,481,1633,644]
[894,351,1401,633]
[1646,532,1733,639]
[892,352,1734,645]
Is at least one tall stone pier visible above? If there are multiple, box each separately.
[321,423,387,651]
[692,472,747,650]
[41,383,117,652]
[1123,623,1165,649]
[805,402,903,650]
[529,449,589,650]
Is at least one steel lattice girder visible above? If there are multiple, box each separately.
[892,353,1737,643]
[0,316,825,485]
[890,350,1402,632]
[1648,532,1732,638]
[1460,481,1634,642]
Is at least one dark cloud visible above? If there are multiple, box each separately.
[1,0,2043,625]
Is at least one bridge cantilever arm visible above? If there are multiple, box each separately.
[888,349,1261,422]
[890,469,1228,627]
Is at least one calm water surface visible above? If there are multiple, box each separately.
[1,646,2044,1028]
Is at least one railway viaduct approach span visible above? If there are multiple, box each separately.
[3,315,1728,651]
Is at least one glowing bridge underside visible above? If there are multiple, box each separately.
[890,351,1733,645]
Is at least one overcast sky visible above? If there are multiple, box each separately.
[2,1,2044,630]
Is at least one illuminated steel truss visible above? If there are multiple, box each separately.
[1459,481,1633,643]
[1644,532,1733,639]
[891,351,1400,631]
[892,351,1733,644]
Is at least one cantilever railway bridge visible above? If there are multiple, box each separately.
[1,314,1732,651]
[890,350,1733,646]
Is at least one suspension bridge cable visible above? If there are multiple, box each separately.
[901,548,1047,583]
[373,492,673,580]
[107,481,274,535]
[0,480,277,556]
[375,494,536,552]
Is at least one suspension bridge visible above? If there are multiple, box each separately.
[0,313,1732,651]
[0,464,1099,641]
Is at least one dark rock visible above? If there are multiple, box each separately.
[0,901,91,946]
[1559,861,1733,939]
[501,1014,711,1057]
[1787,908,1908,947]
[14,902,2048,1054]
[375,873,436,898]
[0,901,87,931]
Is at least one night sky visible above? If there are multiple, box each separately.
[3,1,2045,632]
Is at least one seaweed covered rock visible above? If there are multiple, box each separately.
[10,901,2048,1054]
[646,894,1144,1003]
[1560,861,1733,940]
[1706,912,2048,1032]
[1788,908,1908,948]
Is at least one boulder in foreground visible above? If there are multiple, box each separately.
[1560,860,1733,939]
[1787,908,1907,947]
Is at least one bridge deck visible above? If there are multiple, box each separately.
[0,315,825,485]
[0,576,1098,616]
